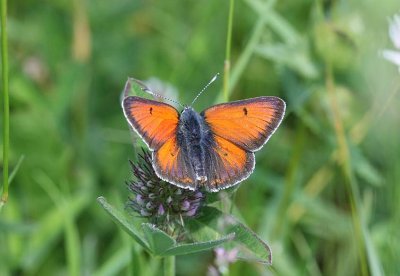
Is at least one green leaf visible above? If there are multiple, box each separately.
[21,190,90,272]
[141,223,176,255]
[186,207,227,242]
[97,197,150,252]
[0,155,25,209]
[363,224,384,276]
[98,199,234,257]
[227,220,272,264]
[93,246,131,276]
[255,43,318,79]
[189,207,272,264]
[8,155,25,187]
[314,22,357,70]
[350,145,383,187]
[122,78,150,99]
[162,233,235,256]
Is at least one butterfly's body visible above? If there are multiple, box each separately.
[178,107,211,183]
[122,80,286,192]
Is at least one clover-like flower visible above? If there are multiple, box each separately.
[126,149,204,234]
[381,13,400,69]
[207,247,239,276]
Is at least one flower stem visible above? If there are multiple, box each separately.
[326,63,369,276]
[223,0,234,102]
[163,256,175,276]
[0,0,9,208]
[216,9,266,104]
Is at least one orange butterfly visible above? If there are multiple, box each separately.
[122,77,285,192]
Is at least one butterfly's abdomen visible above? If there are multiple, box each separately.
[178,108,212,184]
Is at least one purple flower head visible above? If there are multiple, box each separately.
[183,208,197,217]
[140,209,151,217]
[136,194,144,205]
[126,149,205,230]
[181,200,190,211]
[208,247,239,275]
[157,204,165,216]
[215,247,238,264]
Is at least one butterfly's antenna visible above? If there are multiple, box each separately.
[191,73,219,106]
[128,77,184,108]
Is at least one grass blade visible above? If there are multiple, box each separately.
[0,0,9,208]
[97,196,150,252]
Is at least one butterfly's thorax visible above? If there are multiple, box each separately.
[177,107,213,184]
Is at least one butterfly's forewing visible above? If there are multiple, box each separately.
[123,96,196,186]
[122,96,179,150]
[201,96,285,152]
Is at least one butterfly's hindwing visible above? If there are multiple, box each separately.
[203,135,255,191]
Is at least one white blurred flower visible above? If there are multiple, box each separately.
[381,14,400,68]
[388,14,400,48]
[23,56,49,85]
[381,50,400,67]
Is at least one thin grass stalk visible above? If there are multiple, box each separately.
[163,255,175,276]
[128,245,141,276]
[326,63,368,276]
[216,18,264,104]
[0,0,9,208]
[216,0,277,104]
[65,210,81,276]
[223,0,235,102]
[272,124,305,238]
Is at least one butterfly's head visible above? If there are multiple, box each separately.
[179,107,201,130]
[181,106,196,118]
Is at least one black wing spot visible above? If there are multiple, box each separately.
[224,152,228,156]
[243,107,248,116]
[170,152,175,157]
[149,107,153,115]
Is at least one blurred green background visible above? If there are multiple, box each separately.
[1,0,400,275]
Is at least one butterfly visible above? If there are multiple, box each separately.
[122,76,285,192]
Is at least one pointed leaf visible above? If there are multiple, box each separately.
[350,145,383,187]
[227,220,272,264]
[122,77,151,99]
[97,197,150,252]
[9,155,25,186]
[21,190,90,271]
[255,43,318,79]
[141,223,176,255]
[162,233,235,256]
[189,206,272,264]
